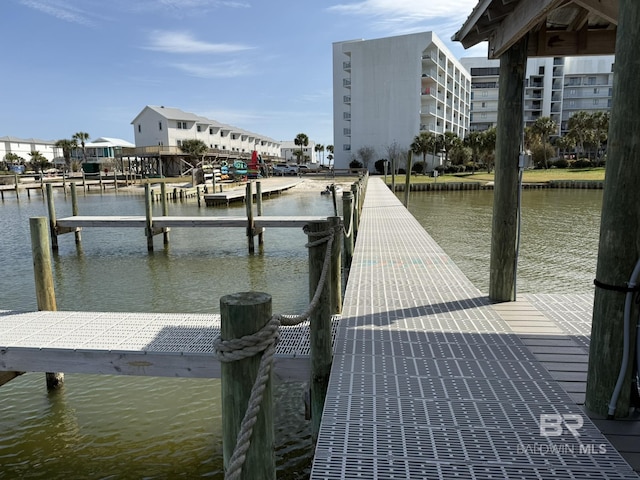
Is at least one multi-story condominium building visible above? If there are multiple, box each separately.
[131,106,281,159]
[1,136,60,163]
[460,55,614,136]
[333,32,471,171]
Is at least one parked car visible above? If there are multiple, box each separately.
[298,165,311,174]
[273,163,299,175]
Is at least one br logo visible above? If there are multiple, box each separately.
[539,414,584,437]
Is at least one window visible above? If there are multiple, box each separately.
[588,77,596,85]
[209,128,214,134]
[593,99,599,105]
[481,91,488,97]
[176,140,182,146]
[177,121,187,129]
[539,66,545,75]
[158,122,162,131]
[481,102,486,108]
[343,144,351,151]
[197,125,202,132]
[593,88,599,94]
[138,124,141,133]
[231,134,236,140]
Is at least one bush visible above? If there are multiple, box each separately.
[349,159,363,169]
[412,161,425,174]
[374,159,387,174]
[572,158,592,168]
[553,158,569,168]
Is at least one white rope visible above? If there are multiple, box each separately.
[214,222,340,480]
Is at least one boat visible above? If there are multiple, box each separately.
[321,184,343,195]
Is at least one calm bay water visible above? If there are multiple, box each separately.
[405,187,603,295]
[0,182,602,478]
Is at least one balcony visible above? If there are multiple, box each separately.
[343,95,351,104]
[343,61,351,70]
[343,78,351,88]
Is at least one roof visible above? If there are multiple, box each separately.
[453,0,618,59]
[131,105,280,146]
[86,137,135,148]
[0,136,57,145]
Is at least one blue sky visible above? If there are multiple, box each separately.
[1,0,487,147]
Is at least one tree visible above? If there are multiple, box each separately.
[566,111,595,159]
[294,133,309,165]
[179,139,209,167]
[356,146,375,171]
[315,144,324,164]
[73,132,90,162]
[530,116,557,169]
[410,132,437,171]
[441,132,461,166]
[29,151,49,173]
[464,131,484,173]
[479,127,496,173]
[385,141,403,174]
[591,111,610,164]
[55,138,78,171]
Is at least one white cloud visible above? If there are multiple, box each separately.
[327,0,478,36]
[19,0,94,25]
[170,61,253,78]
[145,31,254,54]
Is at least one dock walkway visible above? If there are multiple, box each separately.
[310,177,639,479]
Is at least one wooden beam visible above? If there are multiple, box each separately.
[572,0,619,25]
[529,28,616,56]
[488,0,563,58]
[0,371,23,387]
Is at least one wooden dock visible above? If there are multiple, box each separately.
[202,178,301,206]
[310,177,639,479]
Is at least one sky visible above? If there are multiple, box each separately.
[1,0,488,147]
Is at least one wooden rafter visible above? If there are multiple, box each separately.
[571,0,619,25]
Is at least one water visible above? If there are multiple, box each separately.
[0,180,342,479]
[405,188,603,295]
[0,183,603,478]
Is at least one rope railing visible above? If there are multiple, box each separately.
[213,223,339,480]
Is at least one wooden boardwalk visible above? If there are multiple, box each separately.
[203,178,301,206]
[310,177,639,479]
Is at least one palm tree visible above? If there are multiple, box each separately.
[464,131,484,173]
[55,138,78,171]
[566,111,594,159]
[530,116,557,169]
[410,132,436,171]
[315,144,324,164]
[180,139,209,167]
[294,133,309,165]
[29,151,49,173]
[73,132,90,162]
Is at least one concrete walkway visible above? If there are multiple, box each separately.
[310,177,638,479]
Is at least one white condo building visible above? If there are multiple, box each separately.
[131,106,281,159]
[1,136,60,163]
[333,32,471,170]
[460,55,614,135]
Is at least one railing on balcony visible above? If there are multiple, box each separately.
[343,61,351,70]
[343,78,351,87]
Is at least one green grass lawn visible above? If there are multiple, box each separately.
[390,168,606,184]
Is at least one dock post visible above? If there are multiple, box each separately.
[99,171,104,190]
[350,184,359,240]
[403,151,412,207]
[197,186,201,207]
[45,184,59,251]
[342,191,354,269]
[160,183,169,245]
[14,173,19,199]
[256,181,264,247]
[82,172,87,193]
[144,183,154,251]
[328,216,342,314]
[70,183,81,244]
[246,182,255,254]
[307,220,333,442]
[220,292,275,480]
[62,172,67,193]
[114,172,118,193]
[29,217,64,390]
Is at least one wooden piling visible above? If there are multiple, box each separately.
[489,37,527,302]
[14,173,19,199]
[220,292,275,480]
[328,216,342,314]
[246,182,255,254]
[256,181,264,247]
[307,220,333,442]
[161,183,169,245]
[587,0,640,418]
[403,151,412,207]
[45,184,58,251]
[144,184,154,251]
[70,183,81,244]
[342,191,354,269]
[350,184,359,240]
[29,217,64,390]
[197,185,201,207]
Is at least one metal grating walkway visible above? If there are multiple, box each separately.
[310,178,639,479]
